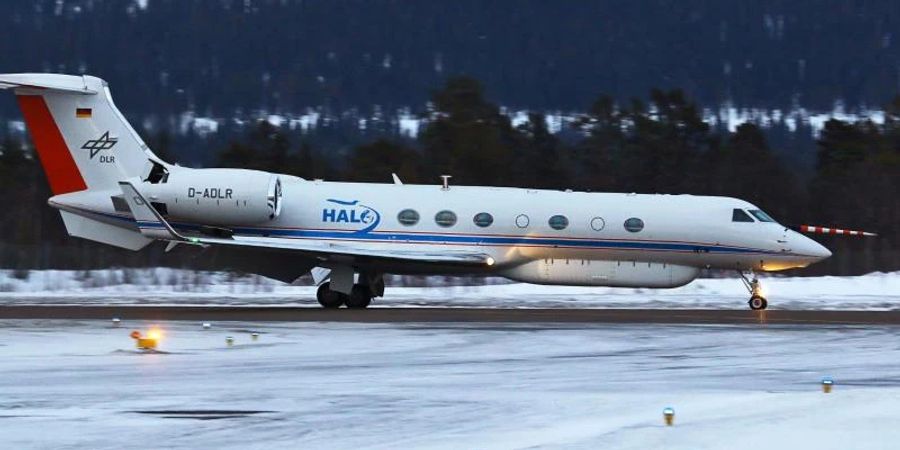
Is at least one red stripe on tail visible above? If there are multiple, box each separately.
[16,95,87,195]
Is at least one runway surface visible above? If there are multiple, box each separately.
[1,319,899,449]
[2,305,900,325]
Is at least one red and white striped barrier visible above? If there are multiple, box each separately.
[799,225,878,237]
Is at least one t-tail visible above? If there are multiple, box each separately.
[0,73,165,193]
[0,73,169,250]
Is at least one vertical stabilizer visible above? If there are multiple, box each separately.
[1,73,162,194]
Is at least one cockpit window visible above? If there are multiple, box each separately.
[749,209,776,222]
[732,209,755,222]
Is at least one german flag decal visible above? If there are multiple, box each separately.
[75,108,92,118]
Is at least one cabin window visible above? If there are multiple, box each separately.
[473,212,493,227]
[515,214,530,228]
[590,217,606,231]
[435,210,457,227]
[397,209,419,226]
[749,209,776,222]
[732,209,755,222]
[624,217,644,233]
[548,215,569,230]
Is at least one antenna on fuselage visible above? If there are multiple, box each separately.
[440,175,452,190]
[391,173,403,185]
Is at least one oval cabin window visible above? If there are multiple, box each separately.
[397,209,420,226]
[435,210,457,227]
[473,212,493,227]
[624,217,644,233]
[548,215,569,230]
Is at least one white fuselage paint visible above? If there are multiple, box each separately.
[49,167,832,289]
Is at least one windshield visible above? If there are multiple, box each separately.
[732,209,754,222]
[749,209,776,223]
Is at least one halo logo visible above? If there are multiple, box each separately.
[322,199,380,234]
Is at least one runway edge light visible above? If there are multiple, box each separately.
[130,330,158,351]
[663,407,675,426]
[822,376,834,393]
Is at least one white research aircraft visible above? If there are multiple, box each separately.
[1,73,876,310]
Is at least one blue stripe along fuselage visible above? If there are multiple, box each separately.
[122,214,783,256]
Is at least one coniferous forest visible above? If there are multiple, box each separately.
[0,0,897,276]
[0,77,897,276]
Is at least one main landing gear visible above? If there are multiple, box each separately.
[738,271,767,310]
[316,282,374,309]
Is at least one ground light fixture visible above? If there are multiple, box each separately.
[822,376,834,393]
[130,328,162,351]
[663,407,675,426]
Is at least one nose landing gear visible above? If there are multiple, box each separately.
[739,271,768,310]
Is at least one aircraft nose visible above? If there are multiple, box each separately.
[799,235,832,261]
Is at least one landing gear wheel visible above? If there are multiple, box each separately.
[345,285,373,309]
[749,295,768,310]
[317,282,344,309]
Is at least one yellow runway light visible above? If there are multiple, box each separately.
[663,407,675,426]
[822,376,834,393]
[146,327,164,341]
[130,327,162,351]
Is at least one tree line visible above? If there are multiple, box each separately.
[3,0,899,115]
[0,77,897,276]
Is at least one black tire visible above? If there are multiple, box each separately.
[317,282,344,309]
[749,295,768,310]
[345,285,372,309]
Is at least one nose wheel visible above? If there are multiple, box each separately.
[739,271,768,310]
[748,295,768,310]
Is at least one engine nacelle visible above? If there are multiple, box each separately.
[502,259,700,288]
[140,168,283,226]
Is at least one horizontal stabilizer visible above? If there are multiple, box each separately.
[59,210,152,251]
[0,73,98,94]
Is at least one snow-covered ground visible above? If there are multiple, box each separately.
[0,269,898,310]
[0,320,898,449]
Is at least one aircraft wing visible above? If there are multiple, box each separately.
[118,181,494,267]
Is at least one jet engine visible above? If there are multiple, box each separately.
[139,168,283,226]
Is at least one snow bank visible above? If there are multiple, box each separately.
[0,269,897,310]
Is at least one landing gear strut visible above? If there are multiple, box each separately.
[738,271,767,310]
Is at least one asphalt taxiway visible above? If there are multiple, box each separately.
[2,305,899,325]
